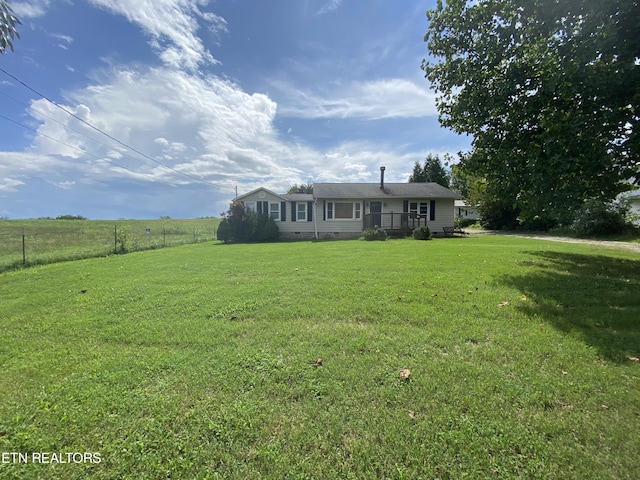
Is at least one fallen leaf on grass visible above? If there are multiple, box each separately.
[399,368,411,379]
[431,293,438,297]
[497,301,510,308]
[562,369,568,375]
[407,410,416,419]
[627,356,639,362]
[312,358,323,368]
[520,295,527,300]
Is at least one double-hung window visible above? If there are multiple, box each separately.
[409,202,429,216]
[270,203,280,221]
[297,202,307,221]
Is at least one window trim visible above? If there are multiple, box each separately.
[269,202,281,221]
[296,202,307,221]
[326,201,361,220]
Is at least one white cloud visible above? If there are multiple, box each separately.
[10,1,53,18]
[317,0,342,15]
[88,0,227,70]
[7,64,444,205]
[0,177,26,192]
[50,33,73,44]
[275,78,438,120]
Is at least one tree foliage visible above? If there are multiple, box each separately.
[409,154,451,187]
[422,0,640,228]
[287,184,313,194]
[217,200,279,243]
[1,0,20,54]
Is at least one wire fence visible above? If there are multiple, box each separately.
[0,219,219,273]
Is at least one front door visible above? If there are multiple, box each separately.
[370,201,382,228]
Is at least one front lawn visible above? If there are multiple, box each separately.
[1,236,638,479]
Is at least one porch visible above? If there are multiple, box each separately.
[363,212,428,233]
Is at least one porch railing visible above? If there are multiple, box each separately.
[363,212,428,231]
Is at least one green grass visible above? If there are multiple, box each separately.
[1,236,639,479]
[0,218,220,272]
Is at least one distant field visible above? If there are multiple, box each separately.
[1,236,639,479]
[0,218,221,272]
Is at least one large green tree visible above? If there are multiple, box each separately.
[422,0,639,227]
[409,154,451,187]
[1,0,20,54]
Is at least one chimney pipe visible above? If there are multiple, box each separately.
[379,166,386,190]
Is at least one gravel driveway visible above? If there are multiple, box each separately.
[474,230,640,253]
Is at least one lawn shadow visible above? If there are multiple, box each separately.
[501,251,640,362]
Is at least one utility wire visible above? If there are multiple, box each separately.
[0,67,230,191]
[0,89,200,186]
[0,112,181,185]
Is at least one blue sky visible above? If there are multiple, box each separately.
[0,0,471,219]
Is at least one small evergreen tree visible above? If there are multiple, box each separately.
[409,154,450,188]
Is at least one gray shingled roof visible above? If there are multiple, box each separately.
[282,193,314,202]
[313,183,461,199]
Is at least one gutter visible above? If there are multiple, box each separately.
[313,199,318,240]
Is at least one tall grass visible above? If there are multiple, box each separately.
[0,218,220,272]
[0,236,639,479]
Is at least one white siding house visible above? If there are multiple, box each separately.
[454,200,479,221]
[235,169,462,240]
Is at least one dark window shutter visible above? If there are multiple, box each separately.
[281,202,286,221]
[403,200,409,212]
[430,200,436,221]
[307,201,313,222]
[323,200,326,221]
[257,202,262,214]
[291,202,296,222]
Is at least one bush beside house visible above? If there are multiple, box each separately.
[217,201,279,243]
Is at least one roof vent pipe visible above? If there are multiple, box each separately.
[379,166,386,190]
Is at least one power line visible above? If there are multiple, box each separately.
[0,112,180,185]
[0,67,232,191]
[0,89,208,188]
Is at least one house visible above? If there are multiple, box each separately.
[626,190,640,225]
[454,200,479,221]
[234,167,462,240]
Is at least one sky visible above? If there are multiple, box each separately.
[0,0,471,219]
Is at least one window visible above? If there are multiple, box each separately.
[326,202,360,220]
[409,202,428,216]
[335,203,353,219]
[244,201,256,212]
[297,202,307,221]
[270,203,280,221]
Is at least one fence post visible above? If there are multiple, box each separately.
[163,228,166,248]
[114,225,117,254]
[22,227,26,266]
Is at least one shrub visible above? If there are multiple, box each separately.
[115,226,129,253]
[571,199,629,236]
[362,227,387,241]
[217,202,279,243]
[56,214,87,220]
[253,214,279,242]
[216,219,234,243]
[455,217,478,228]
[413,225,431,240]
